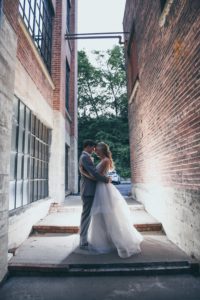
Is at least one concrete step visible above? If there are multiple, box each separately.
[32,223,163,234]
[32,208,163,235]
[8,261,198,277]
[50,205,145,213]
[8,234,199,276]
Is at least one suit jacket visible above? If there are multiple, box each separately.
[79,151,109,197]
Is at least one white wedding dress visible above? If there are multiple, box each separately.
[87,162,143,258]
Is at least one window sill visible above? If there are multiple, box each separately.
[159,0,175,27]
[9,197,51,217]
[18,16,55,90]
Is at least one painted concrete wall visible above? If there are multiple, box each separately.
[0,16,17,282]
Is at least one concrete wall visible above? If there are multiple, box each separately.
[124,0,200,260]
[0,1,78,282]
[0,16,17,282]
[69,136,78,193]
[49,110,66,203]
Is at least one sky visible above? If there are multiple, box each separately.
[77,0,126,57]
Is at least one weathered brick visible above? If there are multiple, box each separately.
[124,0,200,260]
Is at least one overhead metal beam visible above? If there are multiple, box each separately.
[65,32,129,45]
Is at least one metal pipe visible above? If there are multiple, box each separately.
[65,32,129,44]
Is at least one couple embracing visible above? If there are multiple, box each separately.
[79,140,143,258]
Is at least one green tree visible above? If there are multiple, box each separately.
[78,45,130,178]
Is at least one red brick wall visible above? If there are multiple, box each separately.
[3,0,77,124]
[51,0,64,113]
[124,0,200,189]
[51,0,77,125]
[123,0,200,259]
[3,0,54,107]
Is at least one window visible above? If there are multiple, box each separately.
[127,37,139,95]
[160,0,167,13]
[65,61,70,111]
[9,96,50,211]
[19,0,54,73]
[66,0,71,32]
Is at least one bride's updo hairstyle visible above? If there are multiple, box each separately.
[97,142,115,170]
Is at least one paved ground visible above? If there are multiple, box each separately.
[1,274,200,300]
[115,182,131,196]
[8,233,192,270]
[34,209,158,227]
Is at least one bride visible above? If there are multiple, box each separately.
[81,142,143,258]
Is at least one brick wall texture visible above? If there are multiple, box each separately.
[124,0,200,259]
[3,0,77,120]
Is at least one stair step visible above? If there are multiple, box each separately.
[8,261,199,276]
[8,234,199,277]
[32,223,163,235]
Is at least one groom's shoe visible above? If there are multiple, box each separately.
[80,242,89,250]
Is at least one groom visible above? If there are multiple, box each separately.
[79,139,110,249]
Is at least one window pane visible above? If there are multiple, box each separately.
[34,159,38,178]
[30,135,35,156]
[9,181,16,210]
[13,97,19,123]
[24,132,30,154]
[18,127,24,153]
[23,155,29,179]
[45,162,48,179]
[30,157,34,179]
[43,125,46,142]
[16,181,23,208]
[23,180,29,205]
[35,139,38,158]
[33,180,38,201]
[30,180,34,203]
[10,153,17,180]
[38,180,41,199]
[38,160,41,179]
[38,142,42,159]
[25,107,31,131]
[41,180,44,198]
[17,154,24,180]
[11,123,18,151]
[31,115,35,134]
[19,102,25,128]
[39,123,43,139]
[44,180,48,197]
[35,118,39,137]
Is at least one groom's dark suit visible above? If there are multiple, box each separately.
[79,151,109,246]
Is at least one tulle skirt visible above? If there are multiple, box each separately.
[88,182,143,258]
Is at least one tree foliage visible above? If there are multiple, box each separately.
[78,45,130,178]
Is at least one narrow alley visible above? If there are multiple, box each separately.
[0,0,200,299]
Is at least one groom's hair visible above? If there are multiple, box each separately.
[83,139,97,148]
